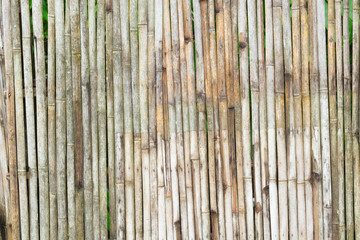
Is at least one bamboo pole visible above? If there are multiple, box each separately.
[105,1,116,238]
[292,0,306,238]
[89,0,100,237]
[309,0,324,238]
[353,0,360,237]
[11,0,29,238]
[155,0,166,237]
[47,0,57,237]
[65,1,76,238]
[119,0,135,235]
[20,0,38,238]
[31,0,49,237]
[300,1,313,239]
[113,0,125,237]
[264,0,279,238]
[80,0,93,238]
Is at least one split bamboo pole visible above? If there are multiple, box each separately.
[89,0,100,236]
[80,0,93,238]
[353,0,360,237]
[113,0,125,237]
[154,0,166,237]
[47,0,57,237]
[65,1,76,238]
[119,0,135,235]
[20,0,38,238]
[96,0,108,238]
[309,0,324,238]
[32,0,49,237]
[291,0,306,238]
[300,1,313,239]
[11,0,29,238]
[105,1,116,238]
[264,0,279,238]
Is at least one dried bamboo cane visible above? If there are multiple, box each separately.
[309,0,324,238]
[3,0,20,237]
[257,1,270,239]
[11,0,29,238]
[239,0,255,238]
[291,0,306,238]
[300,1,313,239]
[113,0,125,238]
[147,0,158,237]
[80,0,93,238]
[353,0,360,237]
[119,0,135,235]
[316,1,332,238]
[96,0,108,238]
[105,1,116,238]
[47,0,57,238]
[65,1,76,238]
[89,0,100,237]
[31,0,49,237]
[20,0,38,238]
[155,0,166,238]
[264,0,279,238]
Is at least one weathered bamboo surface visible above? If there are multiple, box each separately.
[1,0,360,239]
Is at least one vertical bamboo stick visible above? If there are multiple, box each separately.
[257,1,270,239]
[20,0,38,238]
[11,0,29,238]
[239,0,255,238]
[264,0,279,238]
[105,1,116,238]
[65,1,76,238]
[309,0,324,238]
[80,0,93,238]
[89,0,100,237]
[292,0,306,238]
[119,0,135,235]
[353,0,360,237]
[47,0,57,238]
[300,1,313,239]
[32,0,49,237]
[113,0,125,238]
[155,0,166,237]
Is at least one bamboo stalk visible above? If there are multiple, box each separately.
[20,0,38,238]
[105,1,116,238]
[113,0,125,238]
[47,0,57,238]
[119,0,135,235]
[31,0,49,237]
[264,0,279,238]
[89,0,100,237]
[309,0,324,238]
[11,0,29,238]
[291,0,306,238]
[80,0,93,238]
[353,0,360,237]
[65,1,76,238]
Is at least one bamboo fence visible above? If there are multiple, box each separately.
[1,0,360,239]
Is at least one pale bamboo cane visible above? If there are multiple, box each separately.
[80,0,93,238]
[20,0,38,238]
[11,0,29,238]
[264,0,279,238]
[105,1,116,238]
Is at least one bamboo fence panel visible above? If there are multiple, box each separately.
[0,1,360,239]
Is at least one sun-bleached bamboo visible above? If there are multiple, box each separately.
[291,0,306,238]
[264,0,279,239]
[31,0,48,238]
[19,0,38,238]
[80,0,93,238]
